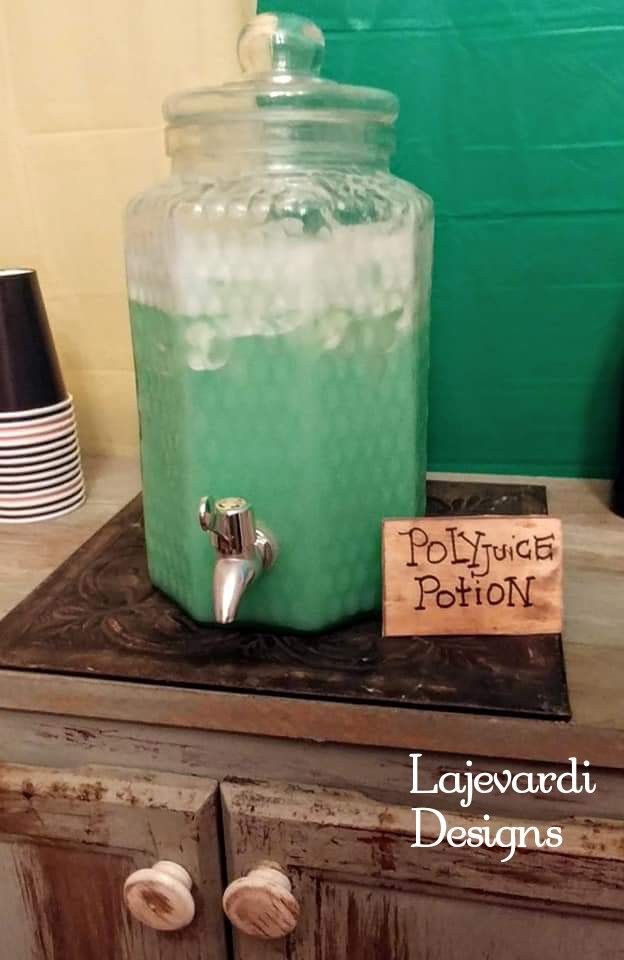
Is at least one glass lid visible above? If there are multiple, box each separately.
[164,13,398,126]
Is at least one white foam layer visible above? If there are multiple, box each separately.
[127,217,420,337]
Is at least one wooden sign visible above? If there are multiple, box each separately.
[383,516,562,637]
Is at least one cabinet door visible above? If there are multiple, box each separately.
[221,780,624,960]
[0,763,226,960]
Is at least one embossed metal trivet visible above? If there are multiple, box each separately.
[0,480,570,720]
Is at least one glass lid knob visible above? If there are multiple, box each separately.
[237,13,325,76]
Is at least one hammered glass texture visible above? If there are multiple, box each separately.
[127,169,432,630]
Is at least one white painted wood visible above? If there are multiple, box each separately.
[222,779,624,960]
[1,709,624,822]
[304,881,624,960]
[223,862,299,939]
[0,762,227,959]
[124,860,195,931]
[2,666,624,769]
[0,843,45,960]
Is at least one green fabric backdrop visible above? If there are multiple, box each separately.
[258,0,624,476]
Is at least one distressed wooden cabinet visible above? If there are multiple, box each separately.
[0,764,226,960]
[1,460,624,959]
[3,765,624,960]
[1,745,624,959]
[221,780,624,960]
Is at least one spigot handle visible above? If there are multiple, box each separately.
[198,497,216,533]
[198,494,278,623]
[199,496,255,546]
[202,498,257,554]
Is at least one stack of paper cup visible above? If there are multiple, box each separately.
[0,269,85,523]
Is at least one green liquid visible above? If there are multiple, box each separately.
[131,301,428,630]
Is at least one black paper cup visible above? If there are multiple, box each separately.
[0,425,76,453]
[0,447,80,475]
[0,490,85,521]
[0,437,79,466]
[0,464,82,490]
[0,269,67,414]
[0,472,84,509]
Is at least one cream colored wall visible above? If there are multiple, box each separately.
[0,0,255,455]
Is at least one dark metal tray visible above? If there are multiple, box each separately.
[0,480,570,720]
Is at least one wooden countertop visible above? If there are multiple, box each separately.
[1,455,623,769]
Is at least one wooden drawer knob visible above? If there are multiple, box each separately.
[223,861,299,939]
[124,860,195,931]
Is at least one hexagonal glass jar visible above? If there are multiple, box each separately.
[125,13,433,631]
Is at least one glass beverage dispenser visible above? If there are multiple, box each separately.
[125,13,433,631]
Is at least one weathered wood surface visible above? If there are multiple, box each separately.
[0,667,620,769]
[0,481,569,721]
[2,708,624,821]
[0,457,623,766]
[222,780,624,960]
[298,882,624,960]
[0,456,141,619]
[0,762,226,960]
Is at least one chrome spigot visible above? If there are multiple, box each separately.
[198,496,277,625]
